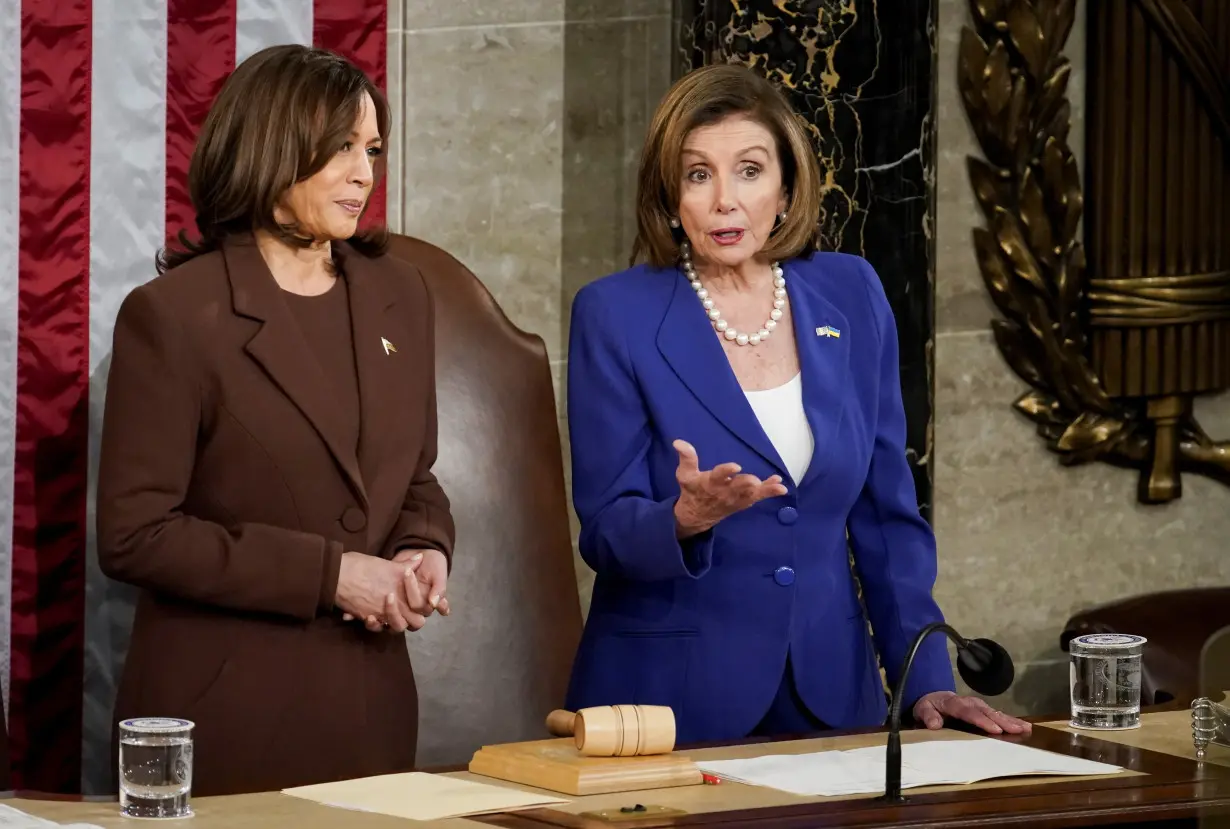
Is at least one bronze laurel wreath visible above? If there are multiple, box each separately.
[958,0,1144,466]
[959,0,1230,501]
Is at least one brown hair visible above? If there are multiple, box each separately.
[630,63,822,269]
[157,44,391,273]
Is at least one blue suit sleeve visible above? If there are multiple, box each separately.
[566,284,715,582]
[846,259,956,711]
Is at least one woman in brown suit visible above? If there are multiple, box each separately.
[96,44,456,796]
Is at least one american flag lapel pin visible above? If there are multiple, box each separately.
[381,336,397,355]
[815,325,841,339]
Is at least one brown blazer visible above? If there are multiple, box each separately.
[96,234,455,796]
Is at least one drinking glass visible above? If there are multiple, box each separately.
[118,717,194,818]
[1069,633,1146,730]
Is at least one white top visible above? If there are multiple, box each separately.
[743,373,814,486]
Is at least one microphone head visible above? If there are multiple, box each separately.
[957,638,1015,696]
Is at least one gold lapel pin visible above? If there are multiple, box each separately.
[815,325,841,339]
[381,336,397,355]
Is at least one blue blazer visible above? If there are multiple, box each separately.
[563,250,956,744]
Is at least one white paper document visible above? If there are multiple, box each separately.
[696,737,1125,797]
[0,804,103,829]
[281,771,568,821]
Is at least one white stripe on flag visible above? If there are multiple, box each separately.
[82,0,169,794]
[236,0,314,65]
[0,0,21,725]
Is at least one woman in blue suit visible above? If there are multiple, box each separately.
[564,64,1031,744]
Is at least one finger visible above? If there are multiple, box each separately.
[364,615,384,633]
[342,613,354,621]
[762,475,788,492]
[709,462,743,480]
[989,710,1030,734]
[436,595,451,616]
[402,566,432,615]
[759,481,790,499]
[424,568,448,611]
[955,702,1002,735]
[395,550,424,568]
[748,474,787,495]
[673,440,700,478]
[403,610,428,632]
[914,701,944,730]
[383,592,410,633]
[727,473,765,502]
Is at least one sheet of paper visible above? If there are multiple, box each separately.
[696,737,1124,797]
[0,804,103,829]
[281,772,568,821]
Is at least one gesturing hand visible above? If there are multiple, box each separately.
[672,439,789,537]
[335,552,430,634]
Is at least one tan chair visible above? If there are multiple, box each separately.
[386,233,584,768]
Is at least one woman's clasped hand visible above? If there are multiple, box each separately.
[337,548,450,633]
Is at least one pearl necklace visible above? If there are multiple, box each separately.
[680,240,785,347]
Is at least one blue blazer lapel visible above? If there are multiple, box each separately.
[783,260,851,490]
[656,271,787,477]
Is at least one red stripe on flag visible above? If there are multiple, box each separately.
[166,0,237,249]
[13,0,92,793]
[313,0,388,229]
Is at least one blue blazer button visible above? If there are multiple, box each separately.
[777,506,798,525]
[773,566,795,586]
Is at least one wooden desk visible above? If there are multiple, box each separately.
[12,710,1230,828]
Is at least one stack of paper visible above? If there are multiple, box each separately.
[281,772,568,821]
[696,738,1125,797]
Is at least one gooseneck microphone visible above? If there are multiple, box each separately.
[876,622,1015,803]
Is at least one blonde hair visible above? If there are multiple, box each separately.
[631,63,822,269]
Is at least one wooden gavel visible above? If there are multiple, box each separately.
[545,704,676,757]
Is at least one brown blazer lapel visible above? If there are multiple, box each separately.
[223,236,370,511]
[334,242,407,491]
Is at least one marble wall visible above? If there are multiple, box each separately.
[385,0,674,610]
[934,0,1230,716]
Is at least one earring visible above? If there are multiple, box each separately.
[779,211,788,221]
[668,216,680,228]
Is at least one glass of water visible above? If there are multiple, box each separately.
[1069,633,1147,730]
[118,717,194,818]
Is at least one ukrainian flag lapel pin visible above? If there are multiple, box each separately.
[381,336,397,355]
[815,325,841,339]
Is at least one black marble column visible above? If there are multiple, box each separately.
[673,0,938,520]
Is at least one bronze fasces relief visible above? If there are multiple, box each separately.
[959,0,1230,503]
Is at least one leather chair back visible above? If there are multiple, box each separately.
[386,233,583,768]
[1061,587,1230,707]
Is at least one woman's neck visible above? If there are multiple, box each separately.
[692,256,773,295]
[254,229,335,296]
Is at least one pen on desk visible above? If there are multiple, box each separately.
[702,773,722,785]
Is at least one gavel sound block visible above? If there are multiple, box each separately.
[467,705,703,796]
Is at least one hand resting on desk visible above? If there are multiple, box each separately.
[913,690,1032,736]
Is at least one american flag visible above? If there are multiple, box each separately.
[2,0,388,794]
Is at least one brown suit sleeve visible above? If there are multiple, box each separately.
[379,273,456,569]
[97,284,344,621]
